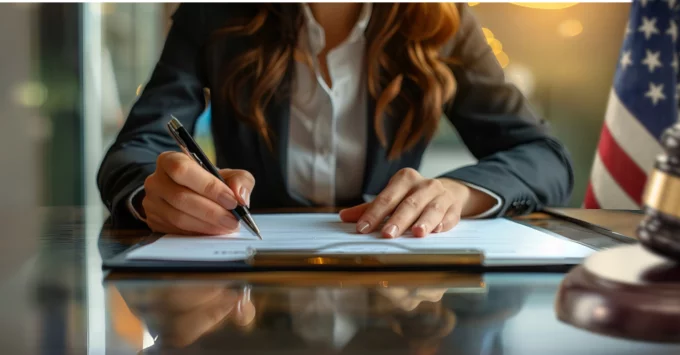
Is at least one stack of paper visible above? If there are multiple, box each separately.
[125,214,596,266]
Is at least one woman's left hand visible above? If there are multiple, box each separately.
[339,168,495,238]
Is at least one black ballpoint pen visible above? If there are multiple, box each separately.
[166,116,263,240]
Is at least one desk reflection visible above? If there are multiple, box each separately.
[98,211,680,355]
[108,276,526,355]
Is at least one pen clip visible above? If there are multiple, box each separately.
[166,118,206,169]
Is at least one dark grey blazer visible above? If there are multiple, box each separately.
[97,3,574,227]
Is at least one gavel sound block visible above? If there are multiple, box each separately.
[555,123,680,343]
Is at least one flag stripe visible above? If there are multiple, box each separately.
[583,182,601,209]
[604,89,663,174]
[589,153,639,209]
[598,124,648,205]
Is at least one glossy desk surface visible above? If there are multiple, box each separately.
[2,207,680,354]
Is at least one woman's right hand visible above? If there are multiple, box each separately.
[141,151,255,235]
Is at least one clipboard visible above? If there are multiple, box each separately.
[103,238,485,272]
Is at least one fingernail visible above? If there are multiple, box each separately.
[357,221,370,233]
[239,187,250,207]
[218,194,237,210]
[384,224,398,238]
[435,223,443,233]
[416,224,427,235]
[220,215,235,228]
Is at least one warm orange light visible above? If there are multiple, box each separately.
[469,2,481,6]
[136,84,143,96]
[558,19,583,37]
[496,52,510,68]
[487,38,503,55]
[482,27,494,40]
[512,2,579,10]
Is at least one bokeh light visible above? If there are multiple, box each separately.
[487,38,503,55]
[496,51,510,68]
[13,81,48,108]
[482,27,494,40]
[558,19,584,37]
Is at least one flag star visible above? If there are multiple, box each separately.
[641,0,650,7]
[642,49,663,72]
[645,82,666,105]
[625,22,632,36]
[620,50,634,69]
[667,20,678,42]
[673,52,679,73]
[638,16,660,40]
[663,0,678,9]
[676,83,680,101]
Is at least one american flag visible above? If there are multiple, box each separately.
[584,0,680,209]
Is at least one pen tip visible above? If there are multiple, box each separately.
[242,214,262,240]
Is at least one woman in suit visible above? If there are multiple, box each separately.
[97,3,574,238]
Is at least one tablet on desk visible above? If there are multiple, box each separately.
[102,213,632,272]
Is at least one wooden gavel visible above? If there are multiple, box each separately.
[638,122,680,261]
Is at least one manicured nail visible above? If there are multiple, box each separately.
[357,221,370,233]
[239,187,250,207]
[434,223,443,233]
[384,224,398,238]
[415,224,427,236]
[218,194,237,210]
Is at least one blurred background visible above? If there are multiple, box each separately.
[3,2,630,212]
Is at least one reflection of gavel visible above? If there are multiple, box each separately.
[638,123,680,261]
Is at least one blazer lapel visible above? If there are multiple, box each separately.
[361,92,399,197]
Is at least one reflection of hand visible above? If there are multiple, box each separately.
[119,285,256,348]
[377,287,448,311]
[377,288,455,355]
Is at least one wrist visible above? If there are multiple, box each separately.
[128,187,147,220]
[436,178,495,217]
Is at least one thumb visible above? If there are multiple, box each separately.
[339,202,370,222]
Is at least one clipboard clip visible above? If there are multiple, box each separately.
[245,241,484,268]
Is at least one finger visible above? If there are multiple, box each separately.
[220,169,256,207]
[381,180,444,238]
[439,204,462,233]
[147,197,235,236]
[338,203,370,223]
[356,174,422,234]
[162,289,239,348]
[158,152,238,211]
[411,195,450,238]
[232,299,257,327]
[145,212,192,235]
[152,171,239,231]
[414,288,448,303]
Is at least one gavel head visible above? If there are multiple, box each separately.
[638,123,680,261]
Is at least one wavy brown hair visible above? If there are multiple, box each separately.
[212,3,460,159]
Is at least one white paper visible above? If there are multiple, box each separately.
[125,214,596,266]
